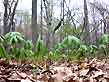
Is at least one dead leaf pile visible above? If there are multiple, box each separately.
[0,58,109,82]
[0,59,34,82]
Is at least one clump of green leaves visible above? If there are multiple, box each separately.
[62,35,81,48]
[52,35,82,60]
[0,32,34,60]
[24,40,33,50]
[0,35,7,58]
[98,34,109,56]
[35,37,48,55]
[98,34,109,45]
[88,45,98,57]
[0,32,109,62]
[4,32,25,45]
[34,36,48,61]
[22,40,33,59]
[3,32,25,59]
[0,36,4,43]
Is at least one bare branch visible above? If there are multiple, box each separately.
[8,0,18,31]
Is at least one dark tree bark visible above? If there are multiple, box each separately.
[32,0,38,45]
[3,0,18,35]
[8,0,18,32]
[102,14,106,33]
[43,0,53,49]
[89,1,109,34]
[106,17,109,33]
[83,0,90,43]
[3,0,8,35]
[40,0,43,39]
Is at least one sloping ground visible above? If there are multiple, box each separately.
[0,58,109,82]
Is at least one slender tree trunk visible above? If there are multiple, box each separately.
[102,14,106,33]
[9,0,18,32]
[40,0,43,39]
[106,16,109,33]
[32,0,38,45]
[43,0,53,49]
[83,0,90,43]
[3,0,8,35]
[106,16,109,48]
[62,0,64,31]
[3,0,18,35]
[92,6,98,43]
[60,0,64,42]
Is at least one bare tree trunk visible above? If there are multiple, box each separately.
[45,0,51,49]
[9,0,18,32]
[62,0,64,33]
[3,0,18,35]
[32,0,38,45]
[60,0,64,42]
[40,0,43,39]
[3,0,9,35]
[106,16,109,33]
[43,0,53,49]
[61,0,64,41]
[60,0,63,42]
[92,6,98,43]
[83,0,90,43]
[102,14,106,33]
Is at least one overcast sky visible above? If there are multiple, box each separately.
[17,0,109,10]
[16,0,109,17]
[0,0,109,18]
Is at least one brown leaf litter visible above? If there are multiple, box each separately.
[0,58,109,82]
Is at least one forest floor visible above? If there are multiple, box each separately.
[0,58,109,82]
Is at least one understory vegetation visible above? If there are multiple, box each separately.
[0,32,108,63]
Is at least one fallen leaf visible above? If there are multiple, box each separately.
[21,79,32,82]
[16,71,27,79]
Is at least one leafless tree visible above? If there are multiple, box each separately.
[40,0,43,39]
[3,0,18,35]
[43,0,54,49]
[32,0,38,45]
[89,1,109,34]
[83,0,90,43]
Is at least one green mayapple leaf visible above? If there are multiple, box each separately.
[4,32,25,45]
[79,44,88,52]
[99,44,106,49]
[62,35,81,48]
[99,34,109,45]
[24,40,33,50]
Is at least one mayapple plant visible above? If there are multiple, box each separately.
[4,32,25,59]
[35,35,48,61]
[0,35,7,58]
[98,34,109,56]
[62,35,81,49]
[4,32,25,45]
